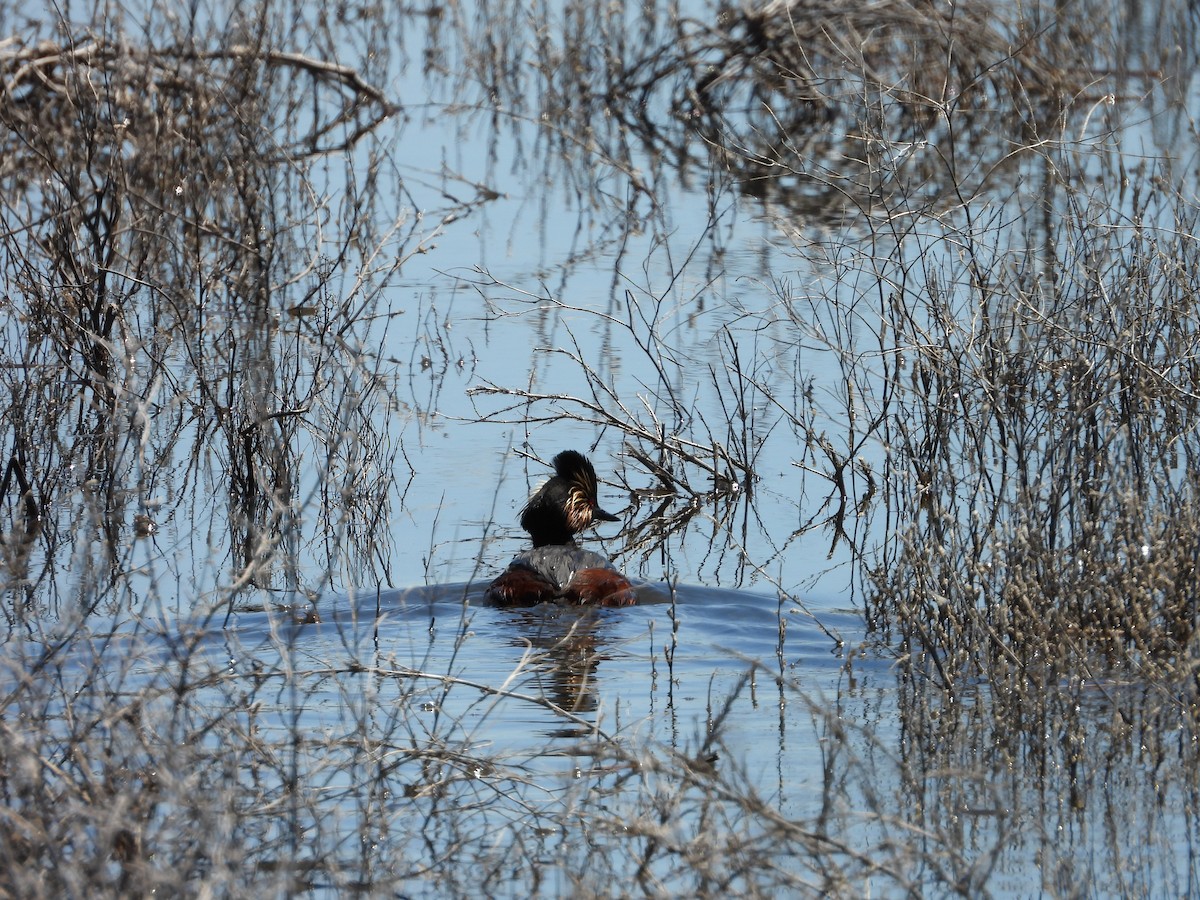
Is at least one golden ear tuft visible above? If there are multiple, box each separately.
[553,450,600,502]
[564,486,592,531]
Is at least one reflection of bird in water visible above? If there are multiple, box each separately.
[486,450,636,608]
[506,608,609,722]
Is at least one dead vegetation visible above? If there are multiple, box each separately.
[2,0,1199,895]
[0,9,414,602]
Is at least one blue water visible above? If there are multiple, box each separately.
[3,0,1200,893]
[214,582,871,759]
[211,583,897,893]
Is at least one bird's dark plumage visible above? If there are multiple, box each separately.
[486,450,635,608]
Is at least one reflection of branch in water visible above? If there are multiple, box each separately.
[466,0,1090,220]
[0,37,395,157]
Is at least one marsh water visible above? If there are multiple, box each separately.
[3,0,1200,895]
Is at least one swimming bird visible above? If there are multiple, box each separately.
[485,450,636,608]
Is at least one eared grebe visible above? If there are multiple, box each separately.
[485,450,637,608]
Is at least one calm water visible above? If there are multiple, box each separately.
[4,0,1200,894]
[162,583,894,893]
[193,583,860,756]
